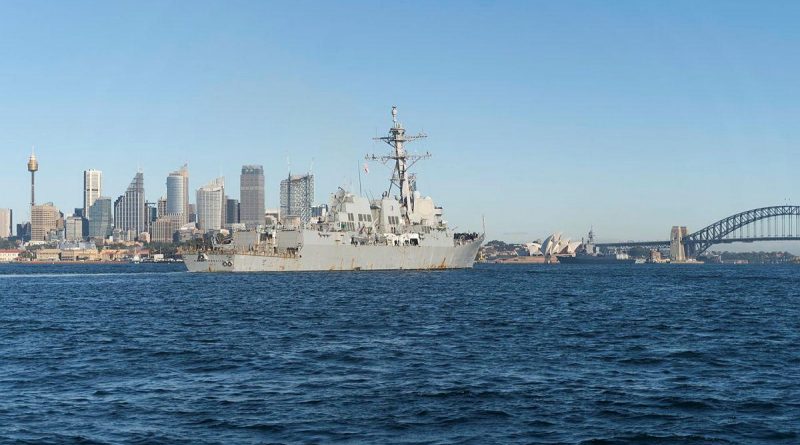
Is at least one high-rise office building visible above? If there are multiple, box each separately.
[167,164,189,225]
[145,201,157,232]
[157,197,167,218]
[113,172,146,240]
[16,222,30,242]
[280,173,314,223]
[88,197,113,240]
[83,169,102,215]
[31,203,59,241]
[65,216,85,242]
[240,165,265,228]
[196,178,225,232]
[0,208,11,238]
[225,198,240,225]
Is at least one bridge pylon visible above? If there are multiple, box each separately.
[670,226,688,261]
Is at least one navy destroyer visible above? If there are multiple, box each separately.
[183,107,484,272]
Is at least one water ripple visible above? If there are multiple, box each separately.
[1,263,799,443]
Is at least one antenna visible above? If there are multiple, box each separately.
[358,161,363,196]
[365,106,430,224]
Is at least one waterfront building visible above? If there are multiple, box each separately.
[196,178,225,232]
[35,249,61,261]
[280,173,314,224]
[64,216,85,242]
[83,169,102,215]
[31,203,60,242]
[540,233,581,261]
[88,197,113,240]
[59,248,99,262]
[0,208,12,238]
[226,198,240,225]
[166,164,189,225]
[113,172,146,241]
[0,250,21,262]
[240,165,265,228]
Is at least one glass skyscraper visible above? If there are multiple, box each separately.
[167,164,189,225]
[88,197,113,239]
[280,173,314,223]
[83,169,102,216]
[113,172,145,240]
[225,198,240,225]
[240,165,264,228]
[196,177,225,232]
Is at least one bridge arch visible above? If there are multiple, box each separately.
[683,206,800,257]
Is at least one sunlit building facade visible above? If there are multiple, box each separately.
[240,165,264,228]
[196,178,225,232]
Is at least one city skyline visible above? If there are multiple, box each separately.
[1,2,799,249]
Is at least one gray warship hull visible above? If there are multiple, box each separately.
[184,235,484,272]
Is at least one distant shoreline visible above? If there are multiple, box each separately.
[1,261,181,265]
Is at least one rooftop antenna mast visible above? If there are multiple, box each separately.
[358,161,363,197]
[365,106,430,223]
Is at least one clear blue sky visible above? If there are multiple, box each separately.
[1,1,798,249]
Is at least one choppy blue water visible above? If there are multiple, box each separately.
[1,263,799,444]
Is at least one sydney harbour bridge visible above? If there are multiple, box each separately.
[596,206,800,260]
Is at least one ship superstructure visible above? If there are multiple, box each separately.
[183,107,483,272]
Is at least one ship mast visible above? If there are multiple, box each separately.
[366,106,430,223]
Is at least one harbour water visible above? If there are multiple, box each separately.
[1,263,798,444]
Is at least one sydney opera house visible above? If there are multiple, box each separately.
[535,233,582,261]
